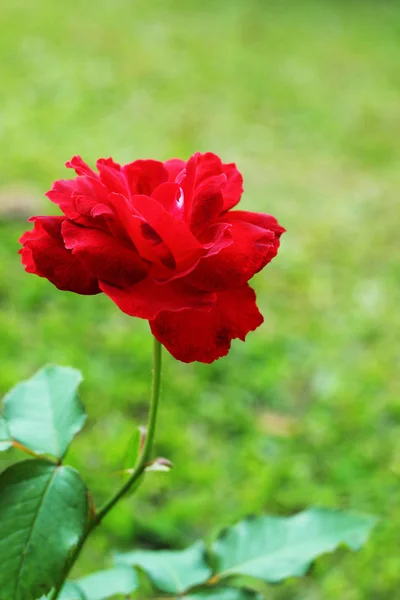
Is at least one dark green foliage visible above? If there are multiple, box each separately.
[0,461,88,600]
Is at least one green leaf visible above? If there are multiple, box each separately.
[2,365,86,458]
[212,508,377,583]
[41,582,87,600]
[0,416,11,451]
[182,588,261,599]
[0,459,89,600]
[77,566,138,600]
[59,583,87,600]
[115,541,212,595]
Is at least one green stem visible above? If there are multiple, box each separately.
[95,337,162,522]
[49,338,163,600]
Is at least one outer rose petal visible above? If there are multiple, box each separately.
[193,153,243,212]
[46,176,112,221]
[19,217,100,295]
[180,152,244,220]
[49,156,126,220]
[191,152,223,186]
[179,152,223,221]
[150,284,263,363]
[100,278,216,320]
[227,210,286,237]
[62,221,149,288]
[65,155,97,177]
[96,158,128,196]
[185,218,278,291]
[221,162,243,212]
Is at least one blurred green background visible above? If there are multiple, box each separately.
[1,0,400,597]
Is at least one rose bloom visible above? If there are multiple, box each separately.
[19,152,284,363]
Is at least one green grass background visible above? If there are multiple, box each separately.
[1,0,400,597]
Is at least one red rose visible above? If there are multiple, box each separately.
[19,152,284,363]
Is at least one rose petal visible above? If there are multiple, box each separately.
[100,278,216,320]
[65,155,97,177]
[153,222,233,284]
[45,179,80,219]
[107,192,177,270]
[62,221,149,288]
[221,162,243,212]
[96,158,128,196]
[180,152,243,219]
[48,156,125,220]
[163,158,186,182]
[179,152,222,221]
[131,194,206,270]
[122,160,168,197]
[97,157,121,170]
[46,176,111,220]
[192,152,223,186]
[190,174,225,233]
[177,151,200,219]
[19,216,100,294]
[186,218,278,291]
[191,154,243,212]
[227,210,286,237]
[151,182,183,217]
[197,222,233,255]
[150,284,263,363]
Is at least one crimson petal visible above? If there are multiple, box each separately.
[107,192,177,270]
[150,284,263,363]
[46,175,111,220]
[190,174,226,234]
[131,194,206,270]
[186,218,278,291]
[19,216,100,295]
[96,158,128,196]
[100,278,216,320]
[122,160,168,197]
[163,158,186,182]
[221,162,243,212]
[180,152,244,220]
[151,182,183,218]
[62,221,149,288]
[65,155,97,177]
[227,210,286,237]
